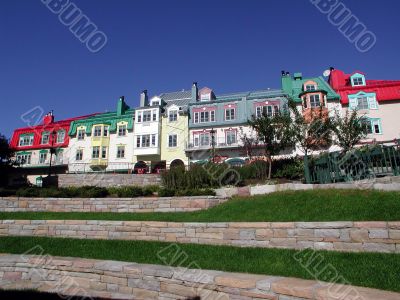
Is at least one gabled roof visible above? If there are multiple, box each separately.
[283,74,339,103]
[159,90,192,102]
[329,69,400,104]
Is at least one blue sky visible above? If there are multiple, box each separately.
[1,0,400,138]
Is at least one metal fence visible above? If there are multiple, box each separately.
[309,145,400,184]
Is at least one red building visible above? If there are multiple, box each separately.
[329,68,400,143]
[9,111,95,185]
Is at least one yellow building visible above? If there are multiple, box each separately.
[160,91,190,168]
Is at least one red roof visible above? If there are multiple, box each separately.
[329,69,400,104]
[10,113,97,151]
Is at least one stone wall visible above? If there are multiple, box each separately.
[58,174,161,188]
[0,196,227,213]
[216,177,400,198]
[1,220,399,253]
[0,254,398,300]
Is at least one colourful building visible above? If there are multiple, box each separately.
[67,97,136,173]
[187,82,289,164]
[160,89,191,169]
[9,112,93,184]
[328,68,400,143]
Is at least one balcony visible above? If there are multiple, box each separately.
[185,137,240,151]
[133,147,160,156]
[90,159,108,168]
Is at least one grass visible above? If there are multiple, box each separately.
[1,189,400,222]
[0,236,399,293]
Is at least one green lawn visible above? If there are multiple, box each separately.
[2,189,400,222]
[0,236,399,292]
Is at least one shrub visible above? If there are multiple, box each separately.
[73,186,109,198]
[158,188,176,197]
[175,188,216,196]
[16,187,41,197]
[272,158,304,180]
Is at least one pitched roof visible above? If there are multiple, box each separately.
[160,90,192,110]
[284,75,339,102]
[329,69,400,104]
[215,89,285,102]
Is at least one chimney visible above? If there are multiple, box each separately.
[191,82,198,102]
[43,111,54,125]
[140,90,148,107]
[293,72,302,80]
[117,96,130,116]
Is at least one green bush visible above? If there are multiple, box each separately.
[175,188,216,196]
[272,158,304,180]
[16,187,41,197]
[158,188,176,197]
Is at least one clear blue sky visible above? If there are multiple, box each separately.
[1,0,400,138]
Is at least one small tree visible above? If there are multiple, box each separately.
[285,101,333,182]
[331,109,367,153]
[238,127,259,160]
[248,110,293,179]
[0,133,14,187]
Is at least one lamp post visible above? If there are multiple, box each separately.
[48,130,56,176]
[210,128,216,163]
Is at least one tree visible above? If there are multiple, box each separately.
[238,127,259,160]
[0,133,14,187]
[331,109,367,153]
[285,100,333,183]
[248,109,293,179]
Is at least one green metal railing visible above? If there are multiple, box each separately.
[308,145,400,184]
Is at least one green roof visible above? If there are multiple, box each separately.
[282,74,340,103]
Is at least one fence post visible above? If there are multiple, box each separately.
[304,154,312,184]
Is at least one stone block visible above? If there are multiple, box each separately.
[272,278,317,299]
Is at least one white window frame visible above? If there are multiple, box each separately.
[143,110,151,122]
[77,129,85,140]
[226,130,237,145]
[168,134,177,148]
[101,146,107,159]
[352,77,364,86]
[39,152,47,164]
[169,110,178,122]
[75,149,83,161]
[305,84,317,91]
[199,132,210,146]
[117,145,125,158]
[309,94,321,108]
[93,126,102,137]
[92,146,100,159]
[41,132,49,145]
[19,135,34,146]
[225,108,235,121]
[118,124,127,136]
[56,131,65,144]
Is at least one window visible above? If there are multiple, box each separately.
[152,110,157,121]
[101,146,107,159]
[226,131,237,145]
[256,105,279,118]
[194,134,199,146]
[76,149,83,161]
[356,97,369,110]
[200,93,210,101]
[41,132,49,144]
[39,152,47,164]
[200,133,210,146]
[210,110,215,122]
[361,118,382,134]
[352,77,364,86]
[117,146,125,158]
[194,112,199,123]
[136,136,140,148]
[55,151,63,164]
[225,108,235,121]
[19,135,34,146]
[151,134,156,146]
[142,135,150,147]
[309,94,321,108]
[92,146,100,159]
[143,111,151,122]
[305,85,317,91]
[200,111,209,123]
[169,110,178,122]
[103,126,109,137]
[152,101,160,106]
[93,126,102,137]
[77,129,85,140]
[137,112,142,123]
[168,134,177,147]
[118,124,127,136]
[16,153,31,165]
[56,131,65,143]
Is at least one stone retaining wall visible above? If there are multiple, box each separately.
[58,174,161,188]
[0,254,398,300]
[216,177,400,198]
[1,220,400,253]
[0,196,227,213]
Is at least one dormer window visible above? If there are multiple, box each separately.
[200,93,211,101]
[152,101,160,106]
[169,110,178,122]
[305,85,317,91]
[350,73,366,87]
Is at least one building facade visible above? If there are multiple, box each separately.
[160,90,191,169]
[67,97,136,173]
[187,82,289,165]
[9,112,92,184]
[328,68,400,143]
